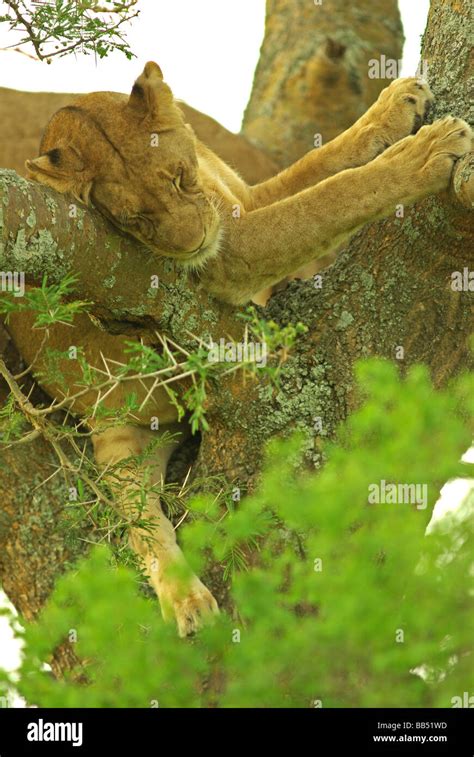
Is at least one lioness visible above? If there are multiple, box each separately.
[7,61,472,635]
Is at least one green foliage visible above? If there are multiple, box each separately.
[239,306,308,353]
[181,346,213,434]
[1,359,472,708]
[0,393,28,442]
[239,305,308,386]
[0,274,90,327]
[0,0,138,62]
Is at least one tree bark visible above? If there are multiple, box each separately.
[242,0,404,166]
[0,434,88,679]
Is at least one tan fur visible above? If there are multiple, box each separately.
[0,85,278,185]
[7,63,472,634]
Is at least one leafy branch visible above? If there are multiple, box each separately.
[0,0,139,62]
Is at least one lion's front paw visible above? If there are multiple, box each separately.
[359,78,435,157]
[157,573,220,637]
[394,116,473,195]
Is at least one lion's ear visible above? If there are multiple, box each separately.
[26,144,84,179]
[25,144,91,203]
[127,61,183,128]
[143,60,164,81]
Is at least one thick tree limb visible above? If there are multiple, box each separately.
[1,157,471,340]
[0,170,240,345]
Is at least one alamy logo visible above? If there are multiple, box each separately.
[451,692,474,708]
[368,480,428,510]
[27,719,83,747]
[207,338,268,367]
[451,268,474,291]
[0,270,25,297]
[368,56,428,81]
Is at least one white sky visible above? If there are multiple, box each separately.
[0,0,430,132]
[2,0,471,703]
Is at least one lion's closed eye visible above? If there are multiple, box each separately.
[118,208,131,225]
[172,168,183,190]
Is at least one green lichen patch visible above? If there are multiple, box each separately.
[336,310,354,331]
[103,275,116,289]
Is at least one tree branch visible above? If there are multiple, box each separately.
[1,161,471,343]
[0,169,241,346]
[1,0,139,62]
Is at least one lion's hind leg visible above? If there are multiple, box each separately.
[91,424,219,636]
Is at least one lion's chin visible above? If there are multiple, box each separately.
[177,227,223,271]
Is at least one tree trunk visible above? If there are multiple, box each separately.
[0,433,88,679]
[242,0,403,165]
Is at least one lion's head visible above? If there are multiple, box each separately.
[26,62,221,265]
